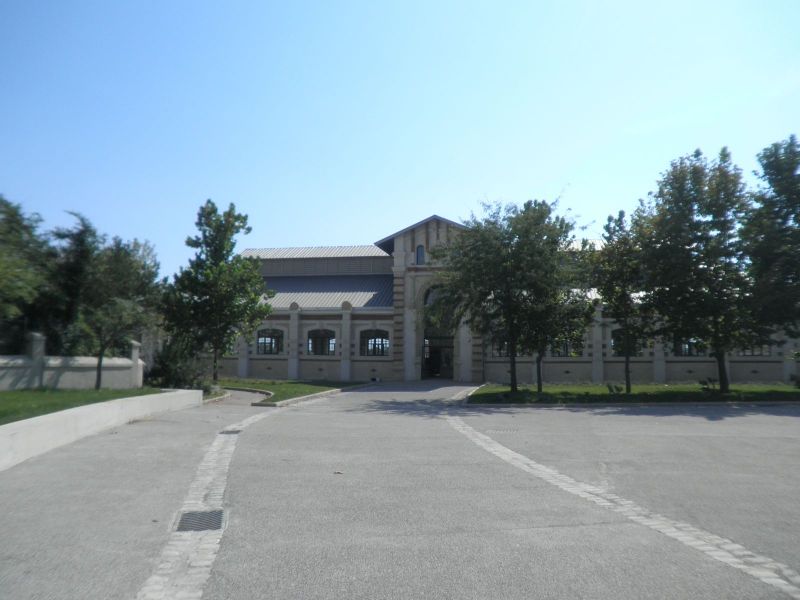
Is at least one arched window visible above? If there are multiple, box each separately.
[256,328,283,354]
[307,329,336,355]
[360,329,390,356]
[416,244,425,265]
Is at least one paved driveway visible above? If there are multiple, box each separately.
[1,382,799,599]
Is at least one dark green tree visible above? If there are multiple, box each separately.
[639,148,753,393]
[592,211,650,393]
[429,201,590,393]
[164,200,272,383]
[83,238,161,389]
[743,134,800,338]
[0,197,50,351]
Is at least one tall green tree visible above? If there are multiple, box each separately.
[592,211,650,393]
[743,134,800,338]
[639,148,752,393]
[164,200,272,383]
[429,201,589,393]
[0,197,49,350]
[83,238,161,389]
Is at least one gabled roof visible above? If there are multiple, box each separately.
[264,275,393,309]
[242,245,389,259]
[374,214,464,249]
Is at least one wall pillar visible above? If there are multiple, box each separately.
[784,352,797,384]
[652,338,666,383]
[237,335,249,378]
[288,303,300,380]
[591,307,604,383]
[403,307,419,381]
[130,340,143,388]
[340,302,352,381]
[27,332,45,388]
[456,321,472,382]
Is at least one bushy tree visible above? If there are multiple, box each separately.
[593,211,650,393]
[639,148,753,393]
[429,201,591,393]
[743,134,800,338]
[163,200,272,383]
[83,238,161,388]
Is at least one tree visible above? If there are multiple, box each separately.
[592,211,650,393]
[0,197,49,351]
[83,238,161,389]
[743,134,800,338]
[164,200,272,383]
[429,201,590,393]
[639,148,753,393]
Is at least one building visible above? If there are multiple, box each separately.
[221,215,798,385]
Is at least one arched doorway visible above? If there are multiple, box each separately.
[421,287,454,379]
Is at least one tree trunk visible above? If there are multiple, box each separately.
[536,352,543,394]
[509,346,518,393]
[95,346,105,390]
[212,348,219,383]
[624,351,631,394]
[715,349,729,393]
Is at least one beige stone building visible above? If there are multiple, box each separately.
[222,215,798,385]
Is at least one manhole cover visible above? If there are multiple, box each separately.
[176,510,223,531]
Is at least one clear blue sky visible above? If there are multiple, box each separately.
[2,1,798,278]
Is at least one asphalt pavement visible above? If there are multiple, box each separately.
[1,382,799,599]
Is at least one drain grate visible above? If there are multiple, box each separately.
[219,429,241,435]
[176,510,223,532]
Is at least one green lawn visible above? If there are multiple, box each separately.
[469,382,800,404]
[218,378,361,402]
[0,387,162,426]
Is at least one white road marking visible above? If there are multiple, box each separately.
[135,410,276,600]
[445,414,800,599]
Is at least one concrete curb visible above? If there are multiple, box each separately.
[0,389,203,472]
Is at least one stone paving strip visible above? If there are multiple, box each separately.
[135,410,276,600]
[446,414,800,600]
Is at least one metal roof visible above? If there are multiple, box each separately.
[242,245,389,259]
[263,275,394,309]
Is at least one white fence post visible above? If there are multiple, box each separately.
[131,340,142,388]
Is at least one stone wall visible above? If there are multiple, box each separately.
[0,334,144,391]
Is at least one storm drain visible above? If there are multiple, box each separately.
[176,510,223,532]
[219,429,241,435]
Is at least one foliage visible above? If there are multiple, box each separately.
[81,238,162,388]
[146,335,209,390]
[592,210,650,393]
[743,134,800,338]
[637,148,753,393]
[429,201,592,392]
[163,200,272,382]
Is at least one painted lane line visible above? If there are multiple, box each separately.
[135,410,276,600]
[445,415,800,599]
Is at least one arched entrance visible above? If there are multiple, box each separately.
[421,287,454,379]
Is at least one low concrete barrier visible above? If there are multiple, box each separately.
[0,389,203,472]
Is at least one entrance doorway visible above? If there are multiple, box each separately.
[422,330,453,379]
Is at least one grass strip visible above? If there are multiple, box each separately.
[469,383,800,404]
[218,378,361,403]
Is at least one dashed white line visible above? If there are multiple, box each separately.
[445,414,800,599]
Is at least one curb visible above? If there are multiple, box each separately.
[273,382,375,407]
[464,399,800,408]
[204,391,231,404]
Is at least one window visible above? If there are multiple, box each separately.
[307,329,336,355]
[671,337,706,357]
[360,329,390,356]
[416,244,425,265]
[492,341,509,357]
[737,346,771,357]
[611,330,644,357]
[551,340,584,357]
[256,328,283,355]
